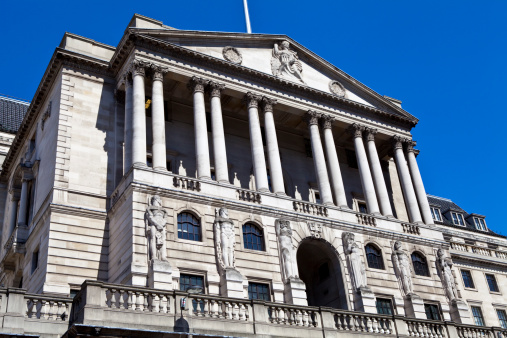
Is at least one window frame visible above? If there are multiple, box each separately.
[485,274,500,293]
[31,248,39,275]
[451,212,465,226]
[424,303,441,321]
[430,207,442,222]
[460,269,475,289]
[179,273,206,312]
[375,298,394,315]
[248,282,271,301]
[177,211,202,242]
[496,309,507,329]
[411,251,430,277]
[365,243,385,270]
[471,306,485,326]
[473,217,487,231]
[242,222,265,252]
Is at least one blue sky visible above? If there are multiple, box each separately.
[1,1,506,234]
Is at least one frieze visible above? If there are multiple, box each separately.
[222,46,242,65]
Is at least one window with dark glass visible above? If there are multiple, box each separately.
[358,202,368,214]
[411,252,430,276]
[376,298,393,315]
[461,270,475,288]
[248,282,270,301]
[497,309,507,329]
[430,207,442,222]
[451,212,465,226]
[243,223,265,251]
[486,274,499,292]
[424,304,441,320]
[471,306,485,326]
[31,249,39,274]
[180,274,204,311]
[365,244,384,270]
[177,212,201,241]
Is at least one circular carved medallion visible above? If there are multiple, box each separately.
[329,80,346,98]
[223,46,242,64]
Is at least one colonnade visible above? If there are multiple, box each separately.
[121,60,433,225]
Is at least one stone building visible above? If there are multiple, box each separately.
[0,14,505,338]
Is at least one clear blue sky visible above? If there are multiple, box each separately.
[1,1,506,234]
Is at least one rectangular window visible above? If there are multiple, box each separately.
[474,218,487,231]
[376,298,393,315]
[346,149,358,169]
[430,207,442,221]
[497,309,507,329]
[471,306,485,326]
[248,282,270,301]
[461,270,475,288]
[180,274,205,311]
[304,138,312,158]
[358,202,368,214]
[451,212,465,226]
[31,249,39,274]
[424,304,441,320]
[486,274,499,292]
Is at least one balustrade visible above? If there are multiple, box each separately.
[335,311,392,334]
[189,295,250,321]
[456,325,493,338]
[293,200,328,217]
[25,294,72,321]
[402,223,420,235]
[356,213,377,227]
[173,176,201,191]
[405,319,446,338]
[450,242,507,261]
[236,189,261,203]
[267,303,319,327]
[105,287,173,314]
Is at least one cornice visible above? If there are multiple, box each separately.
[451,252,507,269]
[113,33,417,129]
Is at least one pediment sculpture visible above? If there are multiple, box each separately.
[271,41,305,84]
[145,195,168,262]
[214,208,236,270]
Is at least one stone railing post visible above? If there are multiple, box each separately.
[3,288,26,331]
[319,307,336,331]
[393,315,408,336]
[445,321,459,338]
[251,300,268,323]
[80,280,105,325]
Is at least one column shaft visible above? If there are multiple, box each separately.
[132,62,147,166]
[17,180,28,226]
[365,130,393,217]
[351,124,380,214]
[406,143,434,225]
[392,137,422,223]
[305,111,333,205]
[124,76,133,172]
[151,68,167,170]
[262,98,285,195]
[209,82,229,183]
[9,196,18,233]
[321,116,348,208]
[189,77,211,180]
[245,93,269,192]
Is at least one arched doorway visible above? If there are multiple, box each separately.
[296,238,348,309]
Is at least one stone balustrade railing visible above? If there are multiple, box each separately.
[236,188,261,203]
[1,282,507,337]
[356,213,377,227]
[450,242,507,261]
[173,176,201,191]
[402,223,421,235]
[293,200,328,217]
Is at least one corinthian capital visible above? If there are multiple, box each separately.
[261,97,277,113]
[304,110,321,126]
[348,123,365,138]
[243,92,262,109]
[365,128,378,142]
[131,60,148,77]
[406,140,417,153]
[187,76,208,93]
[151,65,169,81]
[208,81,225,98]
[392,135,408,150]
[320,114,335,129]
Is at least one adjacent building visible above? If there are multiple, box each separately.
[0,14,505,338]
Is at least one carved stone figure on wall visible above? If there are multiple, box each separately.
[214,208,236,269]
[437,249,458,301]
[342,232,368,291]
[392,241,414,296]
[275,219,298,280]
[145,195,168,262]
[271,40,305,84]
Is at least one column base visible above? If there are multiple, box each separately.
[153,166,168,171]
[275,191,287,196]
[370,212,382,216]
[218,179,231,184]
[283,277,307,306]
[257,188,270,193]
[199,176,212,181]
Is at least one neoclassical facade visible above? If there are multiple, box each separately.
[0,14,505,338]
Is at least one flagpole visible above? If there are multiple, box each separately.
[243,0,252,33]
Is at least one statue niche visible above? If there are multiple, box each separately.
[145,195,168,262]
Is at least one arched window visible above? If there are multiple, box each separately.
[365,244,384,269]
[177,212,201,241]
[411,252,429,276]
[242,223,265,251]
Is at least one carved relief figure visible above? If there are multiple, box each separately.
[437,249,458,300]
[275,219,298,280]
[145,195,168,262]
[342,232,368,291]
[392,241,414,295]
[271,41,305,84]
[214,208,236,269]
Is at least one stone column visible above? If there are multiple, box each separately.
[365,129,393,217]
[209,81,229,183]
[321,115,348,208]
[406,142,434,225]
[17,179,29,226]
[262,97,285,195]
[188,76,211,180]
[244,93,269,192]
[132,61,147,166]
[8,193,18,233]
[350,124,380,215]
[150,66,168,170]
[392,136,422,223]
[304,111,333,205]
[124,75,133,172]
